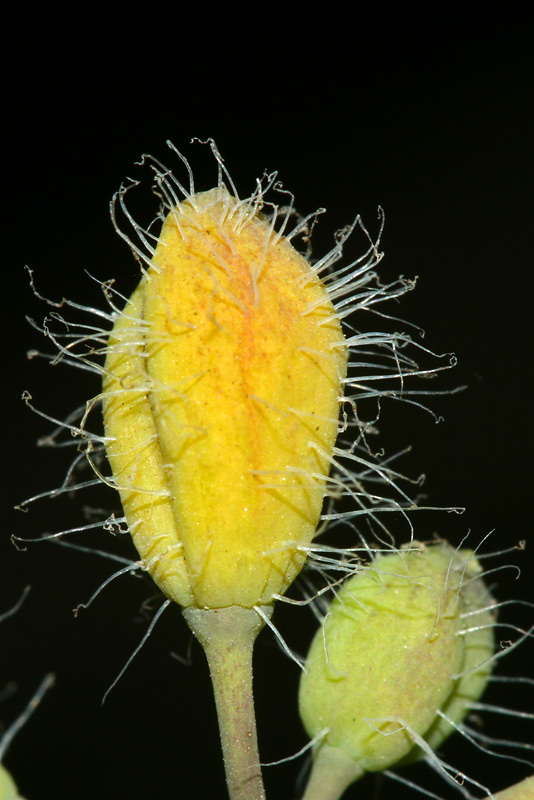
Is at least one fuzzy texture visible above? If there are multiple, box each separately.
[102,187,347,609]
[27,144,443,611]
[299,542,495,775]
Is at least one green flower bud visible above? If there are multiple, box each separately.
[298,542,495,791]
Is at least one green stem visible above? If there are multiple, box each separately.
[301,743,364,800]
[183,605,271,800]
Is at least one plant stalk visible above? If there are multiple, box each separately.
[301,743,363,800]
[183,605,271,800]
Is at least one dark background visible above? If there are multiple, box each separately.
[2,5,533,799]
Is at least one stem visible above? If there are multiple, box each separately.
[183,605,271,800]
[301,743,363,800]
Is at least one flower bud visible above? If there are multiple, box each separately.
[299,542,495,778]
[102,186,347,609]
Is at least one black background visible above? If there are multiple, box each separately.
[2,5,533,799]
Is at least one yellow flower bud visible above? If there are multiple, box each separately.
[299,542,495,781]
[102,185,347,609]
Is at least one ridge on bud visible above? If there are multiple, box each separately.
[298,541,496,785]
[102,184,348,609]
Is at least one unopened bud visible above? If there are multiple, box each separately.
[103,185,347,609]
[299,542,495,782]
